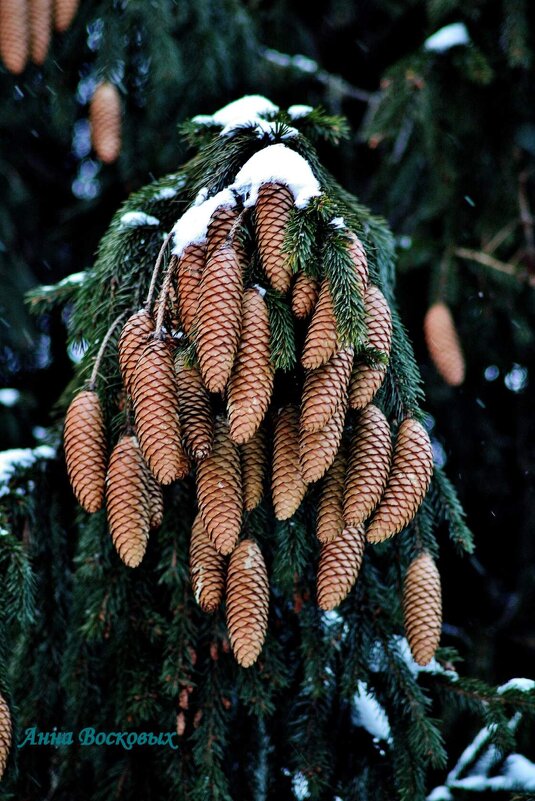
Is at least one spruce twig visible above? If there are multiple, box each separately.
[144,229,175,312]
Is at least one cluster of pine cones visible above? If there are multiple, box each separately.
[65,180,441,669]
[0,0,79,73]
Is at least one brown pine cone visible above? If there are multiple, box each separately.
[118,310,155,392]
[349,362,387,410]
[196,418,242,555]
[272,406,307,520]
[300,401,346,484]
[255,182,294,293]
[64,389,107,513]
[347,232,369,295]
[403,551,442,666]
[0,692,12,780]
[53,0,78,31]
[206,204,240,261]
[291,272,319,319]
[364,284,392,354]
[317,526,366,610]
[316,450,345,544]
[145,467,164,529]
[0,0,29,74]
[301,279,338,369]
[228,288,273,444]
[106,435,150,568]
[424,302,465,387]
[241,427,267,512]
[301,348,353,432]
[132,339,189,485]
[196,243,243,393]
[226,539,269,667]
[344,405,392,526]
[90,81,122,164]
[175,353,213,461]
[189,514,225,613]
[176,244,205,336]
[367,418,433,543]
[29,0,51,64]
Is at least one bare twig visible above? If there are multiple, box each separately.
[145,230,175,312]
[88,311,128,390]
[454,247,517,277]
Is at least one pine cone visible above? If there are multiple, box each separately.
[241,427,266,512]
[175,354,213,461]
[300,401,346,484]
[272,406,307,520]
[90,82,122,164]
[292,272,319,319]
[176,244,205,336]
[316,449,345,544]
[255,182,294,293]
[347,232,369,295]
[228,288,273,444]
[301,279,338,369]
[64,389,107,513]
[364,284,392,355]
[349,362,386,410]
[132,339,189,485]
[118,310,155,393]
[300,348,353,432]
[226,539,269,667]
[53,0,78,31]
[196,418,242,555]
[0,692,12,780]
[189,514,225,613]
[196,243,243,393]
[29,0,51,64]
[106,435,150,568]
[0,0,29,74]
[317,526,366,610]
[403,551,442,666]
[145,468,164,529]
[424,301,465,386]
[206,204,240,261]
[367,418,433,543]
[344,404,392,526]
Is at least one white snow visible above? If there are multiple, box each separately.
[427,788,452,801]
[119,211,160,229]
[291,771,310,800]
[153,187,179,201]
[288,104,313,119]
[292,54,318,74]
[0,388,21,407]
[171,188,236,258]
[252,284,267,298]
[38,271,86,293]
[192,95,290,139]
[424,23,470,53]
[352,681,392,742]
[0,446,56,496]
[330,216,346,229]
[232,144,321,209]
[497,677,535,694]
[503,754,535,790]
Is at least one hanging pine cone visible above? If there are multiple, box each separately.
[131,338,189,485]
[272,406,307,520]
[90,81,122,164]
[145,468,164,529]
[255,182,294,293]
[424,301,465,387]
[317,526,366,610]
[64,389,107,513]
[189,514,225,613]
[176,244,205,336]
[0,0,29,74]
[196,418,242,555]
[367,418,433,543]
[196,243,243,393]
[300,401,346,484]
[301,279,338,369]
[228,288,273,444]
[118,310,155,392]
[0,692,12,780]
[403,551,442,666]
[344,405,392,526]
[53,0,78,31]
[175,354,213,461]
[106,435,150,568]
[300,348,353,432]
[206,204,240,260]
[349,362,386,410]
[226,539,269,667]
[316,450,345,544]
[241,427,266,512]
[347,232,369,295]
[29,0,51,64]
[292,272,319,319]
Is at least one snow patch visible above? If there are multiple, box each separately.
[424,23,470,53]
[0,446,56,496]
[232,144,321,209]
[352,681,391,743]
[193,95,279,128]
[330,216,345,229]
[427,788,453,801]
[497,677,535,694]
[153,187,178,201]
[38,271,86,293]
[288,104,313,120]
[0,388,21,408]
[171,188,236,258]
[119,211,160,229]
